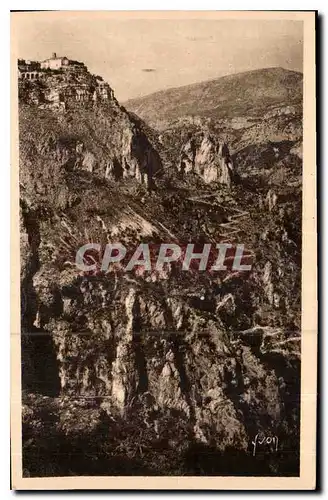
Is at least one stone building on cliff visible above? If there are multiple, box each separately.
[40,53,70,70]
[18,53,114,106]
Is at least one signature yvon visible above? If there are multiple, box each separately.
[252,433,279,456]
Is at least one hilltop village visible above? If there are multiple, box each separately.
[18,53,114,108]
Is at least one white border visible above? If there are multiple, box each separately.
[3,3,323,497]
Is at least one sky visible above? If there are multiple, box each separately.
[13,12,303,102]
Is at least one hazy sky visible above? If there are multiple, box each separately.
[14,13,303,102]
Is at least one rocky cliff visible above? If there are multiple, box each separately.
[179,132,234,186]
[20,64,301,477]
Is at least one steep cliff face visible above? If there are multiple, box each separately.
[20,66,301,477]
[179,133,233,185]
[19,60,162,191]
[19,102,162,196]
[19,61,113,107]
[20,174,301,476]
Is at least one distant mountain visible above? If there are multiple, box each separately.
[124,67,303,128]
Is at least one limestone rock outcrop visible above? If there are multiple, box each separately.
[179,133,234,186]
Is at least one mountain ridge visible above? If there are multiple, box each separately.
[125,67,302,102]
[124,67,303,128]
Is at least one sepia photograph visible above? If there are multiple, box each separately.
[10,10,317,490]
